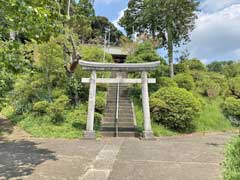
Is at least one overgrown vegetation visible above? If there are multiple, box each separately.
[223,137,240,180]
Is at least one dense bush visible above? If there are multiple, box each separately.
[157,77,178,88]
[196,79,221,98]
[150,87,201,132]
[223,137,240,180]
[181,59,206,71]
[47,95,70,124]
[229,77,240,98]
[33,101,49,114]
[222,97,240,125]
[95,94,106,114]
[173,73,195,91]
[194,72,228,97]
[94,112,103,130]
[174,63,189,74]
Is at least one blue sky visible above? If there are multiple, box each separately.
[93,0,240,63]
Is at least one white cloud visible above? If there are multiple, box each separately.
[112,8,126,32]
[201,0,240,12]
[185,4,240,62]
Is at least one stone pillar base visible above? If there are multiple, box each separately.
[142,131,155,140]
[84,131,96,139]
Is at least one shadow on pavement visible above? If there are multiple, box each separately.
[0,139,57,180]
[0,116,13,136]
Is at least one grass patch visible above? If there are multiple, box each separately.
[1,104,88,139]
[193,97,234,132]
[222,136,240,180]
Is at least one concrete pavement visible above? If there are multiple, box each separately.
[0,132,235,180]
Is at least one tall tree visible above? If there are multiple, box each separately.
[120,0,199,77]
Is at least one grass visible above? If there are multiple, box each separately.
[1,104,88,139]
[222,136,240,180]
[193,97,234,133]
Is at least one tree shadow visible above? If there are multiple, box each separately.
[0,139,57,180]
[0,116,13,136]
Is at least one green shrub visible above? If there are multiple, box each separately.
[196,79,221,98]
[229,77,240,98]
[95,95,106,114]
[174,63,189,74]
[223,137,240,180]
[94,112,103,130]
[47,95,70,124]
[182,59,206,71]
[195,72,228,97]
[157,77,177,88]
[173,73,195,91]
[33,101,49,114]
[150,87,201,132]
[222,97,240,126]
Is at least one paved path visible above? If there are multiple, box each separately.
[0,130,235,180]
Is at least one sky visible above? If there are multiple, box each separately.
[93,0,240,63]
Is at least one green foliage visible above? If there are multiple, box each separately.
[120,0,199,76]
[157,77,178,88]
[150,87,201,132]
[197,79,221,98]
[126,41,163,63]
[194,72,228,97]
[10,74,44,114]
[94,112,103,130]
[181,59,206,71]
[47,95,70,124]
[223,62,240,78]
[193,97,233,132]
[174,63,189,74]
[0,1,62,41]
[33,101,49,114]
[222,97,240,126]
[95,95,106,114]
[80,45,112,62]
[207,61,234,73]
[173,73,195,91]
[223,137,240,180]
[229,77,240,98]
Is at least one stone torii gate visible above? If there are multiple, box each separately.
[79,60,160,139]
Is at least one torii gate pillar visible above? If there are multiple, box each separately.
[84,71,97,139]
[141,71,154,139]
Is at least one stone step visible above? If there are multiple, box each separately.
[104,112,133,116]
[106,106,132,111]
[102,122,135,128]
[103,119,134,123]
[101,126,136,132]
[106,99,131,103]
[101,131,139,137]
[104,114,134,119]
[106,102,132,106]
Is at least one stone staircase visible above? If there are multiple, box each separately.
[101,73,138,137]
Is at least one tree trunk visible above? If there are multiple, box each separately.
[67,0,71,19]
[167,24,174,78]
